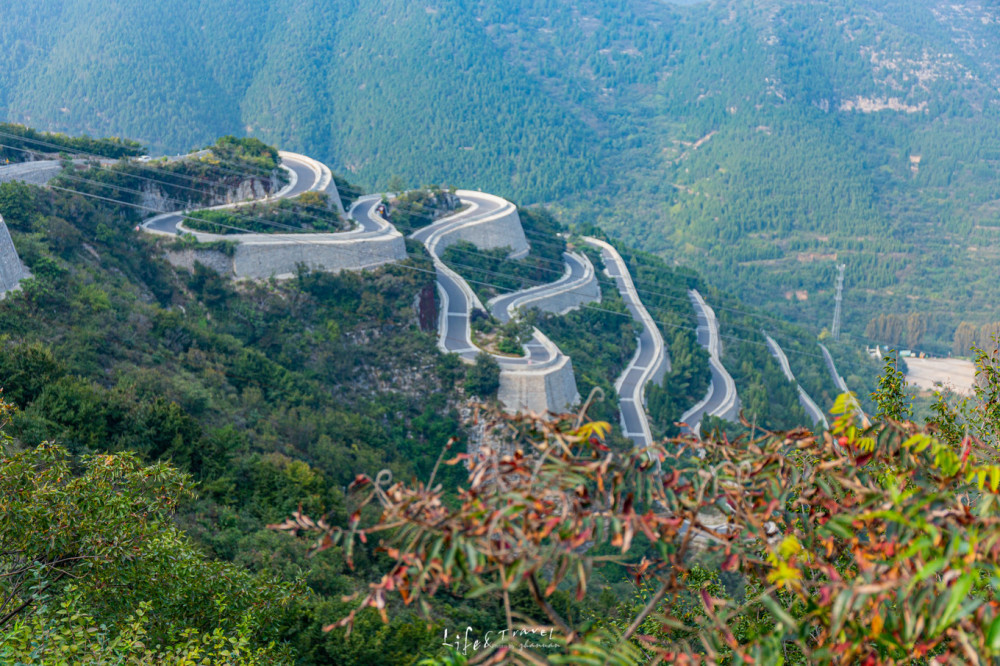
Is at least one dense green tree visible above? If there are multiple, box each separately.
[464,352,501,399]
[0,407,299,662]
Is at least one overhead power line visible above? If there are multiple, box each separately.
[0,131,873,361]
[39,178,839,365]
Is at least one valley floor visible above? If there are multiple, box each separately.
[905,357,976,395]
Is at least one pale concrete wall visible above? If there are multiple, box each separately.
[524,278,601,316]
[498,354,579,415]
[0,214,30,296]
[230,234,406,279]
[0,161,63,186]
[437,193,529,257]
[165,234,406,280]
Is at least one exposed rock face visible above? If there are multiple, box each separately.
[223,178,274,205]
[460,402,517,462]
[139,187,173,214]
[164,249,234,275]
[416,283,438,333]
[140,176,279,214]
[0,214,31,296]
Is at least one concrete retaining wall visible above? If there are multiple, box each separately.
[0,214,30,296]
[438,191,529,257]
[498,354,579,415]
[230,234,406,279]
[168,181,406,280]
[0,160,63,186]
[165,233,406,280]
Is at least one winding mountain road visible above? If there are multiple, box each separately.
[764,334,829,429]
[412,191,569,368]
[819,343,850,395]
[486,250,598,325]
[582,237,668,452]
[819,342,867,422]
[681,290,739,435]
[143,151,334,235]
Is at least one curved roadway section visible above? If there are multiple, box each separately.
[819,343,850,395]
[141,152,404,279]
[143,151,331,235]
[764,334,829,429]
[486,251,600,325]
[582,237,668,454]
[412,192,579,413]
[819,342,866,423]
[680,290,739,435]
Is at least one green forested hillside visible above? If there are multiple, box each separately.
[0,171,487,661]
[0,133,892,661]
[3,0,1000,348]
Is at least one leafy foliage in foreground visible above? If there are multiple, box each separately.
[274,375,1000,663]
[0,404,299,663]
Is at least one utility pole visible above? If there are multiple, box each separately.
[831,263,846,340]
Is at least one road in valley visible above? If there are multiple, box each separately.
[764,333,829,429]
[582,237,668,452]
[680,290,739,435]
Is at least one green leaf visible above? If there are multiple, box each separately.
[822,515,854,540]
[932,573,975,634]
[830,589,853,636]
[464,583,499,599]
[910,557,948,587]
[987,615,1000,652]
[760,593,797,633]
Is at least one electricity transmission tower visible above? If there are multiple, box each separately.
[831,264,846,340]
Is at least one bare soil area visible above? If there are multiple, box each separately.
[905,357,976,395]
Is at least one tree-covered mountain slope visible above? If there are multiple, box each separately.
[0,0,597,202]
[0,129,892,662]
[3,0,1000,349]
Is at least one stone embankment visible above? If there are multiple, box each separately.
[0,214,30,296]
[0,160,64,186]
[431,190,529,258]
[496,335,580,416]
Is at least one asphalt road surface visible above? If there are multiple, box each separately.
[488,252,589,325]
[413,192,558,368]
[681,291,738,434]
[143,153,322,235]
[583,237,667,448]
